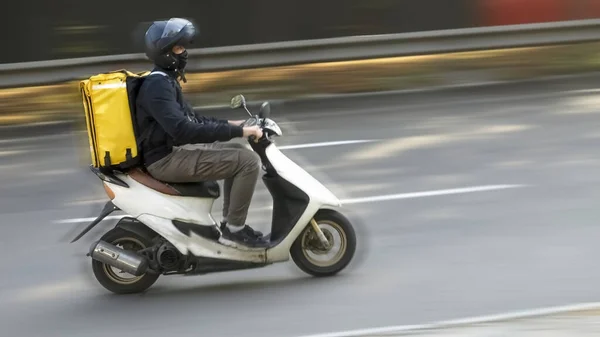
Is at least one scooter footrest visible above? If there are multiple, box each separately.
[171,220,221,241]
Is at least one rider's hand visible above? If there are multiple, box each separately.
[242,126,263,141]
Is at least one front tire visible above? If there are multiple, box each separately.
[91,227,160,294]
[290,209,356,277]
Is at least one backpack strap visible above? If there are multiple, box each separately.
[158,73,197,123]
[150,71,168,77]
[136,70,176,163]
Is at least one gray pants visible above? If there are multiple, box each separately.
[146,142,261,225]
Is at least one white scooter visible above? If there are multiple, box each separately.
[71,94,357,294]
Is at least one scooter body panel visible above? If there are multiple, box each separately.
[265,144,341,208]
[136,214,266,263]
[105,176,267,263]
[261,143,342,262]
[109,175,217,226]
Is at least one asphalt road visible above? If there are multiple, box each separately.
[2,78,600,337]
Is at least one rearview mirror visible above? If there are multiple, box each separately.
[230,94,246,109]
[259,101,271,118]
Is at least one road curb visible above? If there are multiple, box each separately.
[3,71,600,140]
[295,302,600,337]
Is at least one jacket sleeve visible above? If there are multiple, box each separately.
[188,106,229,125]
[142,78,243,144]
[199,115,229,124]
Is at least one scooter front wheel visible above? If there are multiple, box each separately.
[290,209,356,277]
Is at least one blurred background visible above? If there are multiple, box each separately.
[3,1,600,336]
[5,0,600,63]
[3,0,600,129]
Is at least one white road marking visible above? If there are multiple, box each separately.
[56,215,126,224]
[294,302,600,337]
[277,139,378,150]
[55,184,526,224]
[0,150,27,157]
[64,199,108,206]
[33,169,79,177]
[8,278,89,304]
[344,134,452,161]
[341,184,526,204]
[344,124,533,161]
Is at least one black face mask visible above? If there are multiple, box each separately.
[177,50,188,70]
[176,50,188,83]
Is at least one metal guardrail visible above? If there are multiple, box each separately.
[1,19,600,88]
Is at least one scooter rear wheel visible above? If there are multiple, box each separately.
[290,209,356,277]
[91,227,160,294]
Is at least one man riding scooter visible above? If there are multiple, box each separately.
[135,18,269,247]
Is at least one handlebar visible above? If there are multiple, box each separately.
[243,116,264,143]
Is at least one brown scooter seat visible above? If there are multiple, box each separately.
[126,167,220,199]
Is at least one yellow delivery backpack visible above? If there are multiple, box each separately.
[80,69,157,171]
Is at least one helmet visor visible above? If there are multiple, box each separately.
[161,18,194,39]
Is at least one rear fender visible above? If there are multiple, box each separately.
[115,217,159,241]
[70,201,119,243]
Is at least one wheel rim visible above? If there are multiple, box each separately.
[301,220,347,267]
[102,237,146,285]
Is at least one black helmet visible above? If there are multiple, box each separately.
[144,18,197,72]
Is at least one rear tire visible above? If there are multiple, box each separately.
[290,209,356,277]
[91,227,159,294]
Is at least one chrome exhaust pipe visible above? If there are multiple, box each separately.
[88,240,149,276]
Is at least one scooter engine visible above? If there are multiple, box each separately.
[157,242,181,270]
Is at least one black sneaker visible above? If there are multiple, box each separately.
[221,225,269,247]
[221,221,264,238]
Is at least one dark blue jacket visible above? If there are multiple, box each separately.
[135,67,243,166]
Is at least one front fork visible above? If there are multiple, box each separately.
[310,218,331,249]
